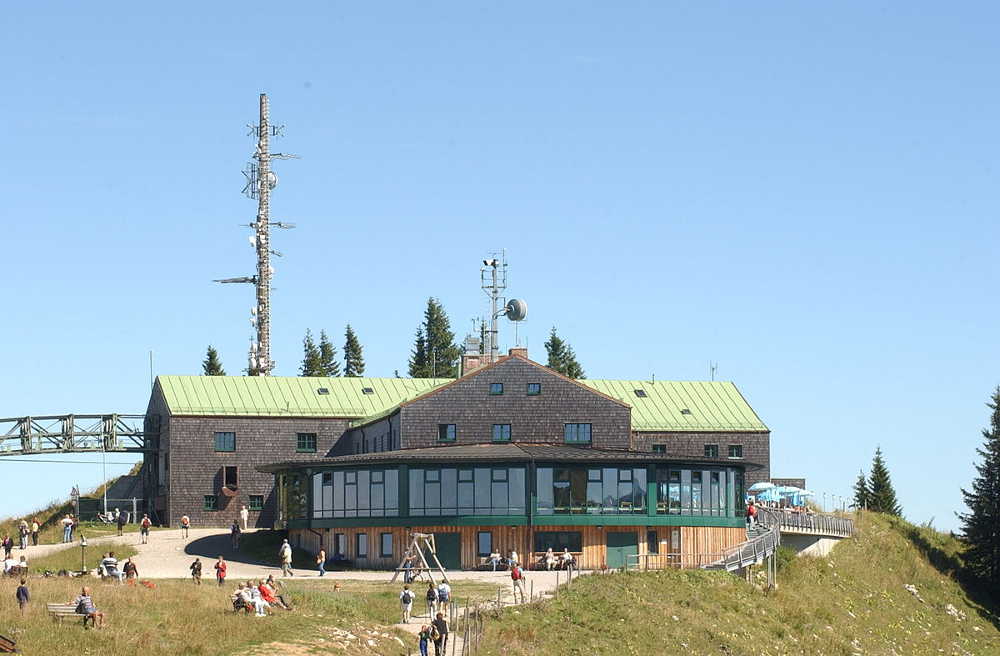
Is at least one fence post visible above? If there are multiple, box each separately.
[529,579,534,601]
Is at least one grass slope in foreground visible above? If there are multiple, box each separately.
[478,513,1000,656]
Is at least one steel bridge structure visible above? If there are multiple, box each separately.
[0,414,153,456]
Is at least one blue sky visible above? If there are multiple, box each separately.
[2,3,997,530]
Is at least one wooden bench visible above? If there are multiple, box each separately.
[0,633,17,653]
[46,603,86,626]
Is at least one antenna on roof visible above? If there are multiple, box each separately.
[709,362,718,381]
[480,251,527,362]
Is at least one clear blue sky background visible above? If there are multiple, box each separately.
[2,3,997,531]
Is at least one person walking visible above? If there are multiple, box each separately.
[425,582,438,619]
[30,519,39,546]
[179,514,190,539]
[61,515,74,543]
[2,535,13,560]
[432,612,449,656]
[746,499,757,531]
[316,548,326,577]
[231,521,242,551]
[279,539,294,577]
[240,505,249,531]
[215,556,227,586]
[18,521,28,550]
[15,578,29,615]
[436,580,451,615]
[139,514,152,544]
[189,557,202,584]
[402,552,414,583]
[399,584,414,623]
[510,562,525,603]
[116,510,127,537]
[417,625,432,656]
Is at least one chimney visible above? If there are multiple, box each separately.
[461,353,486,376]
[508,347,528,359]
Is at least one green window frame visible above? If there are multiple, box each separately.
[248,495,264,511]
[492,424,511,442]
[526,383,541,396]
[438,424,456,442]
[214,431,236,452]
[296,432,317,453]
[563,423,592,444]
[704,444,719,458]
[652,444,666,453]
[203,495,217,511]
[489,382,504,395]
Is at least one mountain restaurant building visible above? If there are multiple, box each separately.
[253,351,768,569]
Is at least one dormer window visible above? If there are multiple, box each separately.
[317,388,330,395]
[633,389,647,398]
[362,387,374,395]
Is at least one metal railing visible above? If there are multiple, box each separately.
[763,509,854,537]
[0,414,152,455]
[626,552,724,570]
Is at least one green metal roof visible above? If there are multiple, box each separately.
[155,375,767,432]
[578,380,768,432]
[156,376,451,418]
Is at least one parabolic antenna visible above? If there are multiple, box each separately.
[266,171,278,190]
[505,298,527,321]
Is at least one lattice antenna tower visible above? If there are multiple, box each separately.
[481,251,527,362]
[214,93,299,375]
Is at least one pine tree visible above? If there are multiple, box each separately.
[867,447,902,516]
[958,387,1000,589]
[202,345,226,376]
[408,298,460,378]
[544,327,585,379]
[318,330,341,377]
[343,324,365,377]
[300,329,324,376]
[852,469,869,510]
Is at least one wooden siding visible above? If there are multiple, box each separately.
[291,524,745,570]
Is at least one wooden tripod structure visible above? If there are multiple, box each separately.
[390,532,450,585]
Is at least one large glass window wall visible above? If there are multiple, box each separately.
[312,468,399,518]
[410,466,526,516]
[536,466,647,515]
[655,466,744,517]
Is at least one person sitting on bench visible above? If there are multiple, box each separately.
[560,548,576,570]
[70,586,105,628]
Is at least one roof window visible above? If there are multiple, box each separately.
[362,387,374,395]
[680,408,692,415]
[633,389,647,398]
[317,388,330,395]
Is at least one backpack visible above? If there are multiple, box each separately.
[511,566,522,581]
[430,626,441,641]
[401,590,413,604]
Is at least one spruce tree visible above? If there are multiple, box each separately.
[867,447,902,516]
[958,387,1000,589]
[852,469,869,510]
[300,329,324,376]
[343,324,365,377]
[318,330,341,377]
[544,327,585,379]
[408,298,460,377]
[202,345,226,376]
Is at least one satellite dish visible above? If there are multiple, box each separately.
[248,234,256,246]
[505,298,527,321]
[266,171,278,190]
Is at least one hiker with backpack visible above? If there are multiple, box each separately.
[425,582,438,619]
[139,514,152,544]
[432,612,449,655]
[746,499,757,530]
[399,584,415,623]
[510,562,526,603]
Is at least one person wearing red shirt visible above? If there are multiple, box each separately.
[214,556,227,586]
[258,579,290,610]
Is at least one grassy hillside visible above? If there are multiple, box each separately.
[479,513,1000,656]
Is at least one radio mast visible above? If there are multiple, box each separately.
[214,93,298,375]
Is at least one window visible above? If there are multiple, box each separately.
[534,531,582,553]
[356,533,368,558]
[249,495,264,511]
[680,408,692,415]
[297,432,317,453]
[492,424,511,442]
[214,431,236,452]
[647,530,659,554]
[313,468,399,519]
[652,444,666,454]
[362,387,374,395]
[334,533,346,557]
[537,466,645,515]
[408,466,526,516]
[704,444,719,458]
[203,495,217,511]
[728,444,743,459]
[380,532,393,558]
[223,466,238,489]
[477,531,493,557]
[317,388,330,395]
[526,383,541,396]
[634,389,648,398]
[489,383,504,395]
[438,424,456,442]
[564,423,592,444]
